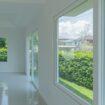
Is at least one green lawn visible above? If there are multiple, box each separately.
[59,78,93,104]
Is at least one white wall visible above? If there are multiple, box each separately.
[0,27,26,73]
[38,0,86,105]
[0,3,43,73]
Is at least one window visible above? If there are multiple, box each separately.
[31,32,39,87]
[57,8,93,104]
[28,31,39,88]
[0,38,7,62]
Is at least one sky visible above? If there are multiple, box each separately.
[58,9,93,40]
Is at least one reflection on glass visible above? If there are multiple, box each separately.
[32,32,39,86]
[58,9,93,104]
[29,32,39,87]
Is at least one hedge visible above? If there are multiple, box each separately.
[59,51,93,90]
[0,48,7,61]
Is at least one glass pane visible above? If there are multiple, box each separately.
[29,35,32,77]
[31,32,39,87]
[58,9,93,104]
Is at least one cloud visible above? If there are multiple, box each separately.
[59,18,93,39]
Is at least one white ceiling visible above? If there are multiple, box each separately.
[0,1,44,29]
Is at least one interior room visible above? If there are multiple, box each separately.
[0,0,103,105]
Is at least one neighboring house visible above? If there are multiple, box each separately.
[59,35,81,51]
[58,34,93,51]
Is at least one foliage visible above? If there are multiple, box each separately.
[0,38,7,48]
[59,50,93,90]
[0,48,7,61]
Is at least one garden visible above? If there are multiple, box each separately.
[0,38,7,62]
[59,50,93,104]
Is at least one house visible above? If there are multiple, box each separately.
[58,35,82,51]
[0,0,103,105]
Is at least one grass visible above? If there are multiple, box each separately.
[59,78,93,104]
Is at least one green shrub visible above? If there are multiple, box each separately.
[0,48,7,61]
[59,51,93,90]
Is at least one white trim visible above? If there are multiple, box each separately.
[93,0,104,105]
[55,83,90,105]
[54,0,91,19]
[53,0,94,105]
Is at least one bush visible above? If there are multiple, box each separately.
[0,48,7,61]
[59,51,93,90]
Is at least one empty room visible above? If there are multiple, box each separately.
[0,0,103,105]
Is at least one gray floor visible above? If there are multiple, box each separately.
[0,73,44,105]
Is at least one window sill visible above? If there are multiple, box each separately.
[55,82,91,105]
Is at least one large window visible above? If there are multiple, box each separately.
[57,8,93,104]
[0,38,7,62]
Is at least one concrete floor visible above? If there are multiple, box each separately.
[0,73,46,105]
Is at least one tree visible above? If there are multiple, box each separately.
[0,38,7,48]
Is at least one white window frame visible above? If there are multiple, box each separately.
[93,0,104,105]
[53,0,104,105]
